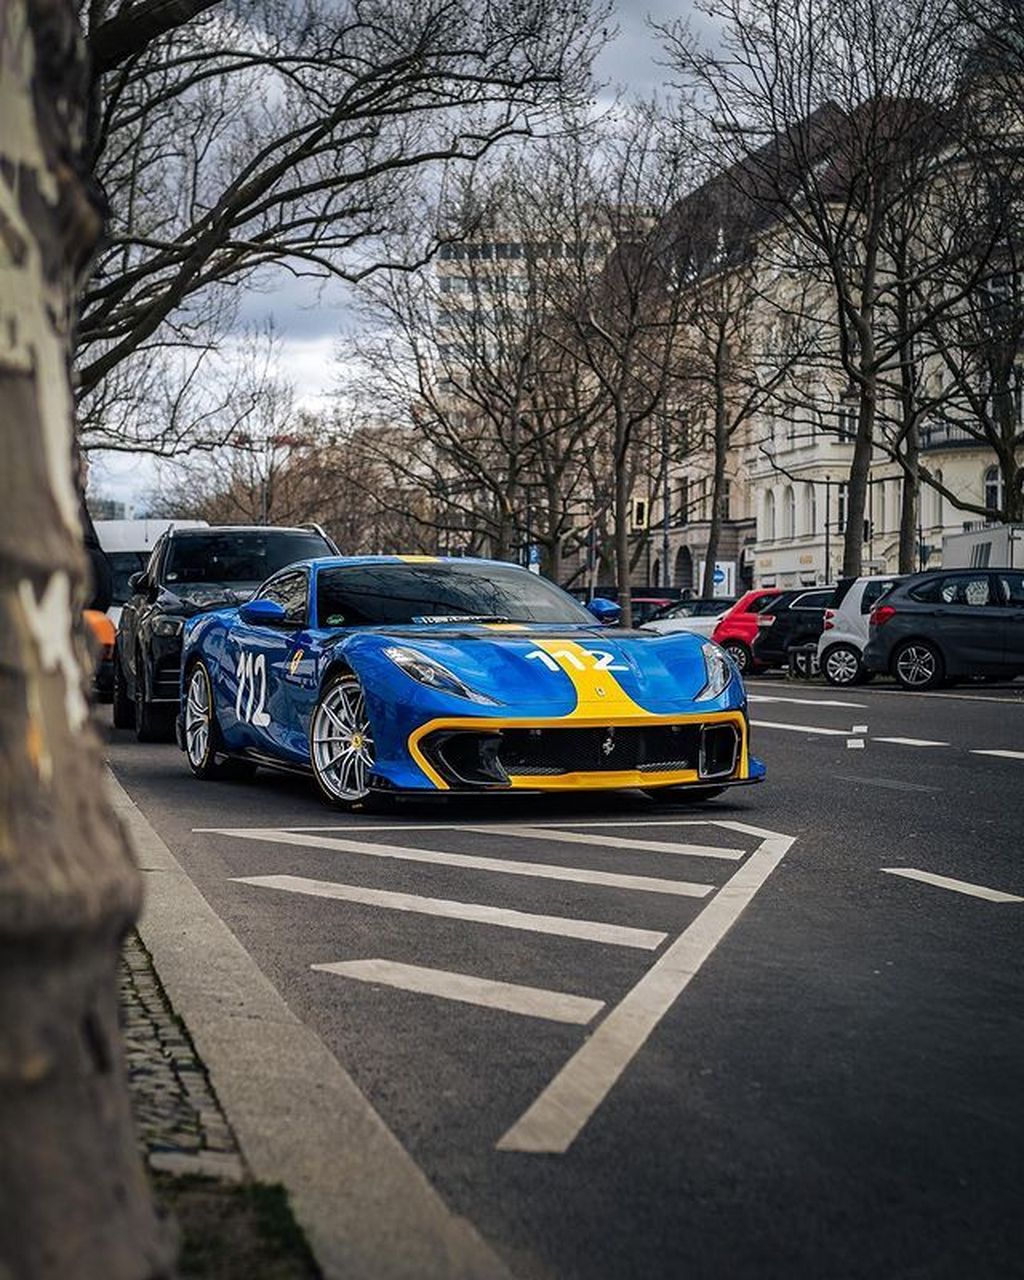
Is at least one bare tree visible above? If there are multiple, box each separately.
[77,0,610,453]
[0,0,170,1274]
[663,0,974,576]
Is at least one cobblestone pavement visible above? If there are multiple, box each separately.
[120,931,246,1182]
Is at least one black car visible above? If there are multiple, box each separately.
[862,568,1024,690]
[114,525,337,739]
[750,586,836,668]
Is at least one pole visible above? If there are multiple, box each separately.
[662,414,670,589]
[824,474,830,581]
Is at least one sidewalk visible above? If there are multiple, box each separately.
[120,930,320,1278]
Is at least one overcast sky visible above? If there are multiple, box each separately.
[91,1,692,507]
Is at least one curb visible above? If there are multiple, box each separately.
[108,769,514,1280]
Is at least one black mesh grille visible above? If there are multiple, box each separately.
[424,721,740,785]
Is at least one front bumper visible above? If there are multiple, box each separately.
[388,709,758,793]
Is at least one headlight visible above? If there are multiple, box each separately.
[152,617,184,637]
[383,646,497,704]
[696,641,732,701]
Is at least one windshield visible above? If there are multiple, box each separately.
[108,550,149,604]
[316,561,595,626]
[164,531,330,586]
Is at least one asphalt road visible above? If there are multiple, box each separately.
[105,677,1024,1280]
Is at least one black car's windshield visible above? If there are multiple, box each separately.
[164,532,330,586]
[316,562,594,627]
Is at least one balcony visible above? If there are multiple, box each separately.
[919,421,985,451]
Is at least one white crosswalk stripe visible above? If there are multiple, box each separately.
[312,958,605,1024]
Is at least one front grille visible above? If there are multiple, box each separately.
[423,721,740,787]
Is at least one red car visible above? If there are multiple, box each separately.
[711,587,783,673]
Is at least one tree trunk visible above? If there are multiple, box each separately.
[613,435,632,627]
[703,369,728,597]
[0,3,170,1276]
[898,423,920,574]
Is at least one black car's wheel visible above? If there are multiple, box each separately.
[721,641,752,674]
[134,652,173,742]
[183,661,256,781]
[644,785,726,804]
[310,672,376,808]
[892,640,944,691]
[112,649,134,728]
[821,643,865,687]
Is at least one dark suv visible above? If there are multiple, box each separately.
[114,525,337,739]
[862,568,1024,689]
[750,586,835,669]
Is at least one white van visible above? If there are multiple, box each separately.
[95,519,208,625]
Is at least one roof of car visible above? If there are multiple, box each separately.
[167,524,330,536]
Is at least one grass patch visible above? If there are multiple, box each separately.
[153,1174,320,1279]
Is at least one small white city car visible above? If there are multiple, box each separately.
[816,575,903,685]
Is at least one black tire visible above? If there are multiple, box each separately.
[112,649,133,728]
[892,640,945,691]
[183,661,257,781]
[721,640,752,674]
[310,671,376,809]
[821,643,865,687]
[134,652,173,742]
[644,785,727,804]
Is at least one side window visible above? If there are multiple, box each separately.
[861,579,896,612]
[909,578,941,603]
[997,572,1024,605]
[937,574,992,606]
[793,590,833,610]
[261,571,308,625]
[747,593,776,613]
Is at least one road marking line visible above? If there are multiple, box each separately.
[835,774,939,793]
[882,867,1023,903]
[846,739,865,749]
[497,830,795,1154]
[748,694,867,708]
[194,819,744,834]
[460,825,744,861]
[312,959,604,1025]
[874,737,950,747]
[232,874,669,949]
[212,828,714,898]
[970,748,1024,760]
[751,719,850,736]
[852,724,868,733]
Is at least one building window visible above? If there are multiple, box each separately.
[807,482,817,534]
[984,465,1004,515]
[764,490,776,541]
[718,478,731,521]
[837,482,848,533]
[837,406,857,442]
[932,470,944,526]
[678,477,690,525]
[783,486,796,538]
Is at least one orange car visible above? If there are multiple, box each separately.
[84,608,116,702]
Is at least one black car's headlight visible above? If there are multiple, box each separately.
[152,617,184,637]
[696,641,732,702]
[383,646,496,704]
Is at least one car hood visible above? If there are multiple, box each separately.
[339,623,720,714]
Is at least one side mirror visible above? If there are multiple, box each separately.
[128,571,147,593]
[239,597,288,626]
[587,597,622,625]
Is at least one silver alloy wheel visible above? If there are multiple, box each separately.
[311,676,375,802]
[724,642,749,672]
[824,646,860,685]
[185,665,212,767]
[895,643,937,688]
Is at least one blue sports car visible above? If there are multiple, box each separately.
[177,556,765,808]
